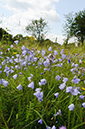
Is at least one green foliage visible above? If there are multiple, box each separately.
[0,16,85,128]
[0,40,85,128]
[13,34,23,41]
[63,9,85,45]
[0,28,3,40]
[63,12,74,36]
[0,27,13,44]
[25,18,48,43]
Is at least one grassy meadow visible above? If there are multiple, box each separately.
[0,38,85,129]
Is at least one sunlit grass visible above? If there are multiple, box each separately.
[0,39,85,129]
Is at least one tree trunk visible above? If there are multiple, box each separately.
[81,36,84,46]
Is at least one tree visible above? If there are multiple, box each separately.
[0,28,3,40]
[63,9,85,45]
[0,27,12,42]
[25,18,48,43]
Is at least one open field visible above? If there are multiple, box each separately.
[0,39,85,129]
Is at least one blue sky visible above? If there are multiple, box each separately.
[0,0,85,44]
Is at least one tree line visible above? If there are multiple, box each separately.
[0,9,85,45]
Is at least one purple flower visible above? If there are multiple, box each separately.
[82,73,84,76]
[14,40,19,44]
[2,60,6,65]
[10,69,14,73]
[19,72,22,75]
[59,83,66,90]
[71,87,80,96]
[30,74,33,77]
[11,45,13,48]
[2,79,9,87]
[12,56,14,59]
[54,59,58,63]
[82,102,85,108]
[13,74,17,80]
[59,63,63,67]
[75,64,78,67]
[54,50,58,55]
[59,58,62,62]
[33,88,43,102]
[54,109,62,116]
[44,68,48,71]
[35,88,41,92]
[72,76,80,84]
[48,46,52,51]
[68,59,70,63]
[28,77,32,81]
[63,77,68,83]
[22,50,26,56]
[70,68,75,74]
[38,119,43,124]
[60,49,64,54]
[46,126,51,129]
[11,66,14,69]
[72,63,75,67]
[59,126,66,129]
[68,103,74,111]
[15,65,19,69]
[37,50,40,54]
[62,54,66,59]
[21,45,25,51]
[79,59,82,64]
[8,48,10,51]
[16,84,22,90]
[66,86,72,93]
[0,65,2,69]
[54,93,59,98]
[39,79,47,86]
[52,125,56,129]
[41,72,44,75]
[16,54,19,57]
[42,49,45,57]
[33,57,37,62]
[0,51,3,55]
[43,59,50,67]
[79,95,84,100]
[9,59,13,63]
[28,82,34,89]
[55,75,61,80]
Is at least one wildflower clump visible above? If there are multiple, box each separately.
[0,43,85,129]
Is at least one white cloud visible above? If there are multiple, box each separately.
[46,34,78,45]
[0,0,61,42]
[46,33,65,45]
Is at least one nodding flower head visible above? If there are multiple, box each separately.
[16,84,22,90]
[39,79,47,86]
[28,82,34,89]
[68,103,75,111]
[59,126,66,129]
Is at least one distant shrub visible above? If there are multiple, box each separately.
[13,34,23,41]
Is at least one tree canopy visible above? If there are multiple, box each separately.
[63,9,85,45]
[25,18,48,43]
[0,27,12,42]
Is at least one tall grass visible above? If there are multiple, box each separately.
[0,39,85,129]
